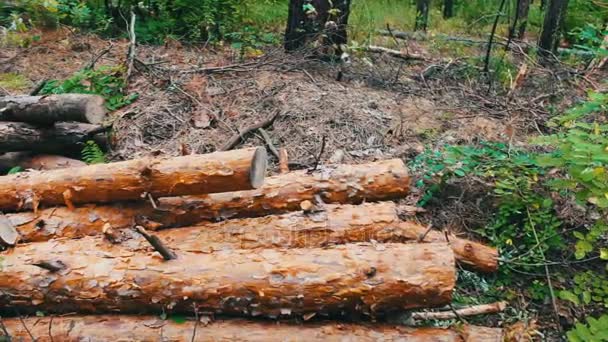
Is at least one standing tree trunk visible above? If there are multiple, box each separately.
[415,0,430,31]
[443,0,454,19]
[285,0,351,53]
[0,242,456,316]
[516,0,531,39]
[538,0,570,55]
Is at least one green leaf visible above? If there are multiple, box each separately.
[171,315,187,324]
[559,290,580,305]
[601,249,608,260]
[6,166,22,175]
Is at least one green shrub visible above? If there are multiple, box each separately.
[567,314,608,342]
[40,66,138,111]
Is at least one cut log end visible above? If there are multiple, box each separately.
[249,146,268,188]
[84,94,108,125]
[0,213,19,247]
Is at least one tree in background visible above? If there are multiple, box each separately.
[415,0,430,31]
[538,0,570,54]
[443,0,454,19]
[512,0,531,39]
[284,0,351,53]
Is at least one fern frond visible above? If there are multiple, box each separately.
[81,140,106,164]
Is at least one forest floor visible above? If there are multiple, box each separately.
[1,28,605,339]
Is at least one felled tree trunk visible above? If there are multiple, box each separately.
[0,242,455,316]
[0,147,267,211]
[0,121,106,153]
[1,316,504,342]
[0,94,107,125]
[9,159,409,240]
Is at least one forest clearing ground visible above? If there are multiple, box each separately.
[1,27,605,337]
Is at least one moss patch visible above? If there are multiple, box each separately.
[0,73,31,92]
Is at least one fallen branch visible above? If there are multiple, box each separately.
[364,45,426,61]
[411,301,508,320]
[257,128,280,159]
[220,110,280,151]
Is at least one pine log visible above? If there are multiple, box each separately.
[0,121,106,153]
[8,202,497,273]
[0,94,107,125]
[1,316,504,342]
[8,159,409,239]
[0,242,455,316]
[0,147,267,211]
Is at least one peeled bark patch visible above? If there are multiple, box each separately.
[0,147,267,211]
[8,159,409,241]
[1,316,504,342]
[0,94,107,125]
[0,242,455,317]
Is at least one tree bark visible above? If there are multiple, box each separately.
[0,94,107,125]
[0,242,455,316]
[538,0,570,55]
[9,201,497,272]
[1,316,504,342]
[0,121,106,153]
[516,0,531,39]
[443,0,454,19]
[0,147,267,211]
[8,159,409,240]
[284,0,351,53]
[415,0,430,32]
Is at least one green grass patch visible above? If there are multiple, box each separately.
[0,73,31,91]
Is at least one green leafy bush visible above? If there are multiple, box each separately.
[40,66,138,111]
[559,271,608,307]
[567,314,608,342]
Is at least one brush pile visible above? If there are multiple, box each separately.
[0,145,505,341]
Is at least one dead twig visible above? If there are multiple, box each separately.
[278,148,289,174]
[308,135,326,174]
[220,110,280,151]
[125,9,137,80]
[257,128,280,159]
[191,304,199,342]
[85,43,114,70]
[17,313,36,342]
[411,301,507,320]
[135,225,177,260]
[417,223,434,242]
[48,316,53,342]
[364,45,426,61]
[0,317,11,342]
[29,79,48,96]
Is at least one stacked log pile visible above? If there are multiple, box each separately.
[0,94,108,172]
[0,148,506,341]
